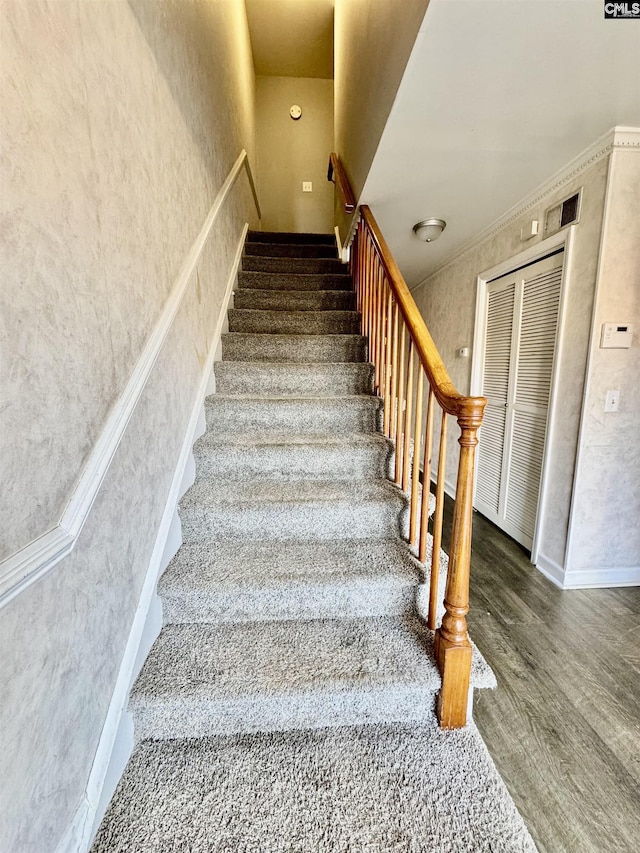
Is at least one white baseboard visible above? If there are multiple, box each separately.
[535,553,566,588]
[56,224,247,853]
[562,565,640,589]
[536,552,639,589]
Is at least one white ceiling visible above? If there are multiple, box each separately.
[361,0,640,287]
[246,0,334,79]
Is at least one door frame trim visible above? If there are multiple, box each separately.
[471,226,576,562]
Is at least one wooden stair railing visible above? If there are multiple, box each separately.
[329,155,487,729]
[328,153,356,214]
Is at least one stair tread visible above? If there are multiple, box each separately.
[221,332,368,366]
[222,332,366,342]
[160,538,421,592]
[195,431,389,448]
[244,243,338,258]
[234,289,355,311]
[242,256,345,274]
[237,271,351,291]
[131,616,495,705]
[181,477,405,507]
[247,230,335,244]
[131,616,440,702]
[208,393,377,402]
[229,308,359,315]
[214,362,373,390]
[236,288,352,297]
[228,308,360,335]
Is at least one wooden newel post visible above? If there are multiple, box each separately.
[434,403,484,729]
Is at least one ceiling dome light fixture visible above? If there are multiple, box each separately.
[413,218,446,242]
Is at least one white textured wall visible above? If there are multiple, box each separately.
[333,0,429,200]
[567,150,640,578]
[0,1,256,849]
[256,75,334,233]
[411,156,609,576]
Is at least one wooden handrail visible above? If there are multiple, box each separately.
[328,153,487,729]
[328,153,356,214]
[360,206,485,427]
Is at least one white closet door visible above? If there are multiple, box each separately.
[475,282,514,515]
[475,253,563,550]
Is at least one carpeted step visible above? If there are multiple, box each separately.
[193,433,392,481]
[238,271,350,291]
[178,479,407,542]
[129,615,495,739]
[234,288,356,312]
[91,722,536,853]
[159,538,422,624]
[228,308,360,335]
[221,333,368,363]
[214,362,373,396]
[244,242,337,259]
[242,255,345,275]
[247,230,335,245]
[205,395,381,434]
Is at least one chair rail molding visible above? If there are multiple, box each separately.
[0,149,260,609]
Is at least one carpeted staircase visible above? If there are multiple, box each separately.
[91,232,536,853]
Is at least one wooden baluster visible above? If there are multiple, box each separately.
[401,341,414,492]
[355,223,363,313]
[361,235,369,337]
[372,259,380,392]
[409,368,424,545]
[366,241,375,338]
[389,302,399,442]
[367,248,375,357]
[364,239,373,339]
[373,262,382,394]
[434,408,483,729]
[428,410,448,630]
[383,290,393,436]
[376,271,386,398]
[394,323,406,485]
[418,388,435,563]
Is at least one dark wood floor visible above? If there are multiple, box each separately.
[454,505,640,852]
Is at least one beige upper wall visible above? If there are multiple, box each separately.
[256,75,334,233]
[567,149,640,575]
[333,0,430,200]
[0,1,257,849]
[412,155,610,576]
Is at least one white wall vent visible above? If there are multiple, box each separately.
[544,190,582,236]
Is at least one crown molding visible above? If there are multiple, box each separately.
[411,126,640,291]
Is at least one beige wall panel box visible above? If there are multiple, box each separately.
[600,323,633,349]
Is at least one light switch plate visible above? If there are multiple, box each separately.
[605,389,620,413]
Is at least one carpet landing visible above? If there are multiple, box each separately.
[92,721,536,853]
[92,231,536,851]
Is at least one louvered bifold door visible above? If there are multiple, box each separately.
[475,282,515,519]
[503,264,562,546]
[475,253,563,550]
